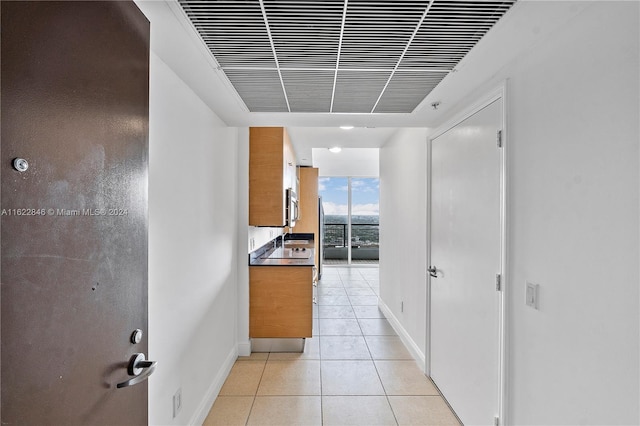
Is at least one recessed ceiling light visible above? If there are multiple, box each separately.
[329,147,342,153]
[340,125,354,130]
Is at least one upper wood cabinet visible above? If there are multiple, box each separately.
[293,167,320,267]
[249,127,297,227]
[293,167,318,232]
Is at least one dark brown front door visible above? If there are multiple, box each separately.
[1,1,150,424]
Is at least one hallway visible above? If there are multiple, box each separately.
[204,267,460,425]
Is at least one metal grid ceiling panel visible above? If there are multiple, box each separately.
[401,1,515,69]
[374,71,447,112]
[281,70,335,112]
[178,0,516,113]
[339,0,427,69]
[263,0,344,68]
[180,1,276,68]
[223,69,288,112]
[332,71,391,113]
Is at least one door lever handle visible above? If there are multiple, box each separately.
[428,266,438,278]
[117,353,157,389]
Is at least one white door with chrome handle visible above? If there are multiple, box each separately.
[429,97,503,425]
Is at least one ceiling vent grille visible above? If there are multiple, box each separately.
[179,0,516,113]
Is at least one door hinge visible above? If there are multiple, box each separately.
[494,416,500,426]
[497,130,503,148]
[496,274,502,291]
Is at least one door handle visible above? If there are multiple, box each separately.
[428,266,438,278]
[117,353,157,389]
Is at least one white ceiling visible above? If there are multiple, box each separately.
[288,127,397,165]
[312,147,380,176]
[139,0,592,166]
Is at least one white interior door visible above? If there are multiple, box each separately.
[429,98,503,425]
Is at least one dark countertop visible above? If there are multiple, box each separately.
[284,233,315,249]
[249,235,315,267]
[249,248,315,266]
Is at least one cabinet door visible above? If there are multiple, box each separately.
[283,129,297,192]
[294,168,319,233]
[249,127,287,226]
[294,168,319,267]
[250,266,312,338]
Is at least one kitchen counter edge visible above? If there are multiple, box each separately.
[249,248,315,267]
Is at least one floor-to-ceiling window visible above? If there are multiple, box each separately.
[320,177,379,265]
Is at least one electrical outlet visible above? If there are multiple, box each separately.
[525,282,539,309]
[173,387,182,419]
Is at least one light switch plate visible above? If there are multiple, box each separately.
[525,282,539,309]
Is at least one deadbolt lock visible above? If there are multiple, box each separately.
[130,329,143,344]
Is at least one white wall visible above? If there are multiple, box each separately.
[501,3,639,423]
[137,1,242,424]
[148,52,239,425]
[380,2,639,424]
[379,128,430,363]
[236,129,251,357]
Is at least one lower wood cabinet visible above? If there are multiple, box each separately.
[249,266,313,338]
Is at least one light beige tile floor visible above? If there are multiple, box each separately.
[204,267,461,426]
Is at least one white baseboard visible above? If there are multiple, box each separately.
[237,339,251,357]
[189,345,238,425]
[378,300,426,371]
[188,309,425,425]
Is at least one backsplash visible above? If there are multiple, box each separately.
[248,226,282,253]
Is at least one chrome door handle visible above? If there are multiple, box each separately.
[428,266,438,278]
[117,353,157,389]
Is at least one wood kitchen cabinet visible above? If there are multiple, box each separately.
[249,266,313,338]
[249,127,297,227]
[293,167,320,269]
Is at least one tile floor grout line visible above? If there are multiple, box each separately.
[359,268,402,426]
[316,286,325,425]
[319,335,324,425]
[210,267,457,424]
[371,359,400,426]
[322,271,347,424]
[244,356,269,425]
[347,271,376,361]
[346,267,400,425]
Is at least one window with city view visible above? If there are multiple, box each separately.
[319,177,379,264]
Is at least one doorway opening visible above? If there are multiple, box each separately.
[319,177,379,265]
